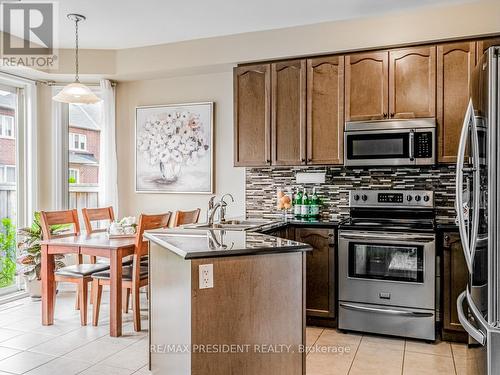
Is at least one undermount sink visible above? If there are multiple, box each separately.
[183,219,276,231]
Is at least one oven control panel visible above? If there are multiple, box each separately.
[349,190,434,208]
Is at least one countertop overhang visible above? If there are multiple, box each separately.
[144,228,312,259]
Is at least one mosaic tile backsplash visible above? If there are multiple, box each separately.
[245,166,457,224]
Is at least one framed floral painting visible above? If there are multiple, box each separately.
[135,102,214,193]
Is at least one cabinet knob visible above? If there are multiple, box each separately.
[301,158,306,163]
[390,113,395,118]
[307,158,312,163]
[383,113,388,118]
[266,159,271,164]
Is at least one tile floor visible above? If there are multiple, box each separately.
[306,327,478,375]
[0,290,478,375]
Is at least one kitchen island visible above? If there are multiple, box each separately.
[144,229,312,375]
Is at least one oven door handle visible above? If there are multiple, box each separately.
[340,303,433,318]
[339,232,435,242]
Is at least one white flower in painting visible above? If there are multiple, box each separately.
[179,126,193,140]
[165,122,176,135]
[167,135,181,150]
[184,138,197,152]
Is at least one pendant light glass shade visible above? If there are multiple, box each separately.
[52,14,101,104]
[53,82,100,104]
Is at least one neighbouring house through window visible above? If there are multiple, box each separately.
[0,115,14,138]
[68,168,79,184]
[0,165,15,184]
[68,102,102,212]
[69,132,87,151]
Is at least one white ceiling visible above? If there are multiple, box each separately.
[10,0,475,49]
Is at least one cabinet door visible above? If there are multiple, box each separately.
[306,56,345,165]
[389,46,436,118]
[295,228,335,318]
[271,60,307,166]
[233,64,271,166]
[442,233,468,340]
[345,51,389,121]
[437,42,476,164]
[476,37,500,57]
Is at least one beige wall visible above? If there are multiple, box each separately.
[115,71,245,219]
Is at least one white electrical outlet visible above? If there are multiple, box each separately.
[199,264,214,289]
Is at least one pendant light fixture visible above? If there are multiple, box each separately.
[53,14,101,104]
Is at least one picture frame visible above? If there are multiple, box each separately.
[135,102,214,194]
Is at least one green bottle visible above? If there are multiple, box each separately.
[301,188,309,218]
[294,189,303,217]
[310,187,320,218]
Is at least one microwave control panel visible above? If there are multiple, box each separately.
[414,132,433,158]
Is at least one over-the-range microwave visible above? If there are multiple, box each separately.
[344,118,436,167]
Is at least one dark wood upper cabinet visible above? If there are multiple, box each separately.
[389,46,436,119]
[306,56,345,165]
[233,64,271,167]
[295,227,335,318]
[271,60,307,166]
[476,37,500,57]
[442,232,468,342]
[437,42,475,164]
[345,51,389,121]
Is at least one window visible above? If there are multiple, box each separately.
[69,133,87,151]
[0,115,14,138]
[69,168,79,184]
[0,165,15,184]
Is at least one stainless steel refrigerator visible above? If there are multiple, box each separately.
[456,46,500,375]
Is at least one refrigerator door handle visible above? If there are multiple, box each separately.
[470,110,481,267]
[456,99,475,274]
[457,290,486,346]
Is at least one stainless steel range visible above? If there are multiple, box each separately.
[338,189,436,341]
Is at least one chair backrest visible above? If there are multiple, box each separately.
[40,209,81,240]
[172,208,201,227]
[82,206,115,234]
[135,213,171,257]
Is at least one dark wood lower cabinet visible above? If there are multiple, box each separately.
[442,232,469,342]
[295,228,336,320]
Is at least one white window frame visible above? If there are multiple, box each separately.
[69,132,87,151]
[0,115,14,138]
[68,168,79,184]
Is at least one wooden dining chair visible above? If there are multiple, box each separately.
[91,212,171,331]
[82,206,115,234]
[172,208,201,227]
[40,210,110,326]
[82,207,116,264]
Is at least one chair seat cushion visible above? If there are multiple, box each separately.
[91,266,148,281]
[55,263,110,278]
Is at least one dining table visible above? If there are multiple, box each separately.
[40,232,136,337]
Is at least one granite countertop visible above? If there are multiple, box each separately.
[144,229,312,259]
[252,217,340,233]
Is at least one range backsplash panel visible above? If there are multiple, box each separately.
[245,166,457,224]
